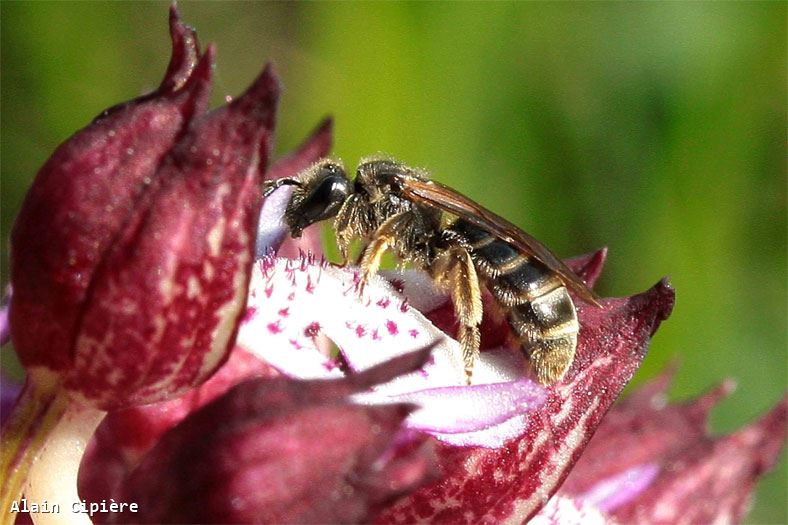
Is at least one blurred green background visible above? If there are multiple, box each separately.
[1,2,785,521]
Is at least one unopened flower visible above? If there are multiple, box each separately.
[2,6,278,517]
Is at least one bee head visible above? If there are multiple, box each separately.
[284,160,351,237]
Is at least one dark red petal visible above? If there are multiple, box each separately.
[78,347,277,508]
[62,60,280,408]
[562,370,787,524]
[257,117,333,259]
[565,247,608,290]
[615,395,786,523]
[157,4,200,92]
[116,351,435,523]
[560,367,721,496]
[9,26,212,372]
[375,280,675,523]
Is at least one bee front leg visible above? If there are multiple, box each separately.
[433,248,483,385]
[357,234,395,297]
[355,213,413,297]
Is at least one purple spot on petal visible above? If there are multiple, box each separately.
[287,292,295,301]
[242,306,258,322]
[355,325,367,338]
[399,299,410,313]
[278,307,289,318]
[386,320,399,335]
[372,329,381,341]
[304,322,320,338]
[305,275,315,294]
[289,338,303,350]
[409,329,418,338]
[267,321,283,334]
[260,255,275,274]
[264,284,274,298]
[377,297,390,309]
[322,360,339,372]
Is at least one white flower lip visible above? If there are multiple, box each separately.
[238,256,547,447]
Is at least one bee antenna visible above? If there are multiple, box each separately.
[262,178,301,197]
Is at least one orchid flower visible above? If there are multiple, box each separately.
[1,7,785,525]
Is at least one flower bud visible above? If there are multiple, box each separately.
[9,6,279,409]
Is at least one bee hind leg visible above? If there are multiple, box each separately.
[433,248,483,385]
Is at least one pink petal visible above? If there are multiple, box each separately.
[382,378,546,437]
[572,463,660,513]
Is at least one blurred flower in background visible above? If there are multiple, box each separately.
[1,2,785,523]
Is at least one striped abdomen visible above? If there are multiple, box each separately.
[448,219,579,383]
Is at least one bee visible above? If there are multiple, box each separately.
[263,157,601,384]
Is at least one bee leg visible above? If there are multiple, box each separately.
[357,234,395,297]
[434,248,483,385]
[262,177,300,197]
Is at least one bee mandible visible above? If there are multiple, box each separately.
[263,157,601,384]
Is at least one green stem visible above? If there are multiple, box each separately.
[0,370,68,524]
[0,369,106,525]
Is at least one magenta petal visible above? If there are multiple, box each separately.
[116,351,435,523]
[375,280,675,523]
[561,369,734,496]
[157,5,200,93]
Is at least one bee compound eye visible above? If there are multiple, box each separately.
[290,172,351,230]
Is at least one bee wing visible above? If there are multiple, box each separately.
[398,177,602,306]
